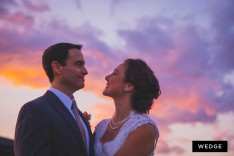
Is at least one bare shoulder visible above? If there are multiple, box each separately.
[129,123,156,140]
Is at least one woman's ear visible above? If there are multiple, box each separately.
[124,83,134,92]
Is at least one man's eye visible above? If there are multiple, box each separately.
[76,62,84,66]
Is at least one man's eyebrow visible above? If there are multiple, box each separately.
[75,60,85,64]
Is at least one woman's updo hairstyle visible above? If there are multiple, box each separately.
[124,59,161,114]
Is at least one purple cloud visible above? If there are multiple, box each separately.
[21,0,50,13]
[0,13,118,80]
[0,1,35,29]
[114,0,234,126]
[209,0,234,71]
[118,17,175,55]
[0,0,18,9]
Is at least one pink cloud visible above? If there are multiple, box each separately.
[156,139,184,155]
[0,1,34,25]
[5,12,34,25]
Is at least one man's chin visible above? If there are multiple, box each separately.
[76,84,85,90]
[102,90,109,96]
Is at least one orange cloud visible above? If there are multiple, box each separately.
[0,65,48,88]
[0,52,48,88]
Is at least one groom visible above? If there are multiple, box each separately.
[14,43,94,156]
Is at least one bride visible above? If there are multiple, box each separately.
[94,59,161,156]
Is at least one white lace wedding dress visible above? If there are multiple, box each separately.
[94,111,159,156]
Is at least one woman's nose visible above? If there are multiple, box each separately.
[105,74,110,81]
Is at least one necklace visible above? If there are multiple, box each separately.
[109,114,130,130]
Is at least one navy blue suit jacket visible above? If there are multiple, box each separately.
[14,90,94,156]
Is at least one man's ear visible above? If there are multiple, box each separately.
[51,61,61,74]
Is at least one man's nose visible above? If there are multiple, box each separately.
[83,66,88,75]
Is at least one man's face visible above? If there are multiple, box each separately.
[59,48,88,92]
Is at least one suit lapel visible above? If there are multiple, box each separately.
[43,91,87,155]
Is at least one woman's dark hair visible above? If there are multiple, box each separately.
[124,59,161,114]
[42,43,82,82]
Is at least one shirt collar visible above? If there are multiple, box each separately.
[49,86,73,110]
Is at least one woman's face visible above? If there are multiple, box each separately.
[103,62,127,98]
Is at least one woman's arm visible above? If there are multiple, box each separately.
[115,123,157,156]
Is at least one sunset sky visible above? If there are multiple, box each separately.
[0,0,234,155]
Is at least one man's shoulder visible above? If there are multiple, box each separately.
[27,91,46,102]
[22,90,54,108]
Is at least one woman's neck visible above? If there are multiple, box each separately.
[113,98,132,122]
